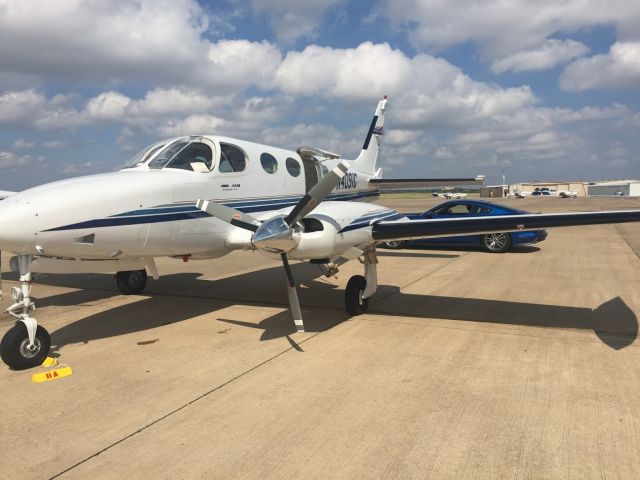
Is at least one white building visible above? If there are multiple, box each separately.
[587,180,640,197]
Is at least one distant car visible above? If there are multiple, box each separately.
[530,187,560,197]
[381,200,548,253]
[530,190,551,196]
[559,190,578,198]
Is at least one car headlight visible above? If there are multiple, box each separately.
[10,287,23,303]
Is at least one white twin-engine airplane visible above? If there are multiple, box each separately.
[1,97,640,370]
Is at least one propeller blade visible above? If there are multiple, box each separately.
[281,253,304,333]
[284,161,349,226]
[196,199,259,232]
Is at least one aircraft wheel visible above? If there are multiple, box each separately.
[1,323,51,370]
[480,233,512,253]
[345,275,369,316]
[116,269,148,295]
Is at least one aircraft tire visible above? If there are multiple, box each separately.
[116,269,148,295]
[1,322,51,370]
[345,275,369,316]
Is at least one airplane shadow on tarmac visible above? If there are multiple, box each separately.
[15,260,639,353]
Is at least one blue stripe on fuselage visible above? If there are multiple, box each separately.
[43,190,380,232]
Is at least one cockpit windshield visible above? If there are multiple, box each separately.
[122,136,215,172]
[147,137,191,169]
[148,136,214,172]
[122,141,167,169]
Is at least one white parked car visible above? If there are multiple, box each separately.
[559,190,578,198]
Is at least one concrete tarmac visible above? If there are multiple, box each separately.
[1,196,639,479]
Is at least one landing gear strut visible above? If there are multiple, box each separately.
[1,255,51,369]
[345,247,378,316]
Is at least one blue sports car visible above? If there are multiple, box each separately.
[382,199,548,253]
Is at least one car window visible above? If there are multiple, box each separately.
[467,205,492,214]
[430,205,453,215]
[446,204,472,214]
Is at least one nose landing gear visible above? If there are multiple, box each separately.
[1,255,51,370]
[1,322,50,370]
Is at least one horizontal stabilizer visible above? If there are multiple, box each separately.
[369,176,485,189]
[372,209,640,241]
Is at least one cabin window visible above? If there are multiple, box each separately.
[260,153,278,174]
[219,143,247,173]
[286,157,301,177]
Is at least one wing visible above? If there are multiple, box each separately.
[369,176,485,189]
[370,209,640,241]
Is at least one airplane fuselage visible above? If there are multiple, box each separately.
[0,135,386,261]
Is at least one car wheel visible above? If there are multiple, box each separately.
[382,240,406,249]
[480,233,512,253]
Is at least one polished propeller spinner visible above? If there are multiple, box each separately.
[197,161,349,333]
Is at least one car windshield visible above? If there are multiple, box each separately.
[122,141,167,169]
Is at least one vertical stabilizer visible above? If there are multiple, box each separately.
[352,96,388,176]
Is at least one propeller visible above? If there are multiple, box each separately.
[197,161,349,333]
[194,200,259,232]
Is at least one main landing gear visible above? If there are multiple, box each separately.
[116,269,148,295]
[1,255,51,370]
[342,248,379,317]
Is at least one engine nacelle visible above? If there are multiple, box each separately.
[286,218,368,260]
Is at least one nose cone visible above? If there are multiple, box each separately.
[0,197,38,253]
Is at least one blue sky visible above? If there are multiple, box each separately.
[0,0,639,189]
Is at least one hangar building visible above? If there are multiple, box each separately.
[508,182,588,196]
[587,180,640,196]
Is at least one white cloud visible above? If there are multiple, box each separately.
[57,161,101,175]
[0,89,88,131]
[204,40,282,90]
[12,138,35,149]
[259,122,360,155]
[86,91,132,121]
[129,88,224,117]
[380,0,640,69]
[275,41,537,131]
[0,0,281,91]
[275,42,412,100]
[0,90,47,126]
[0,151,34,169]
[158,114,226,137]
[491,39,588,74]
[560,42,640,91]
[250,0,347,43]
[43,140,67,149]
